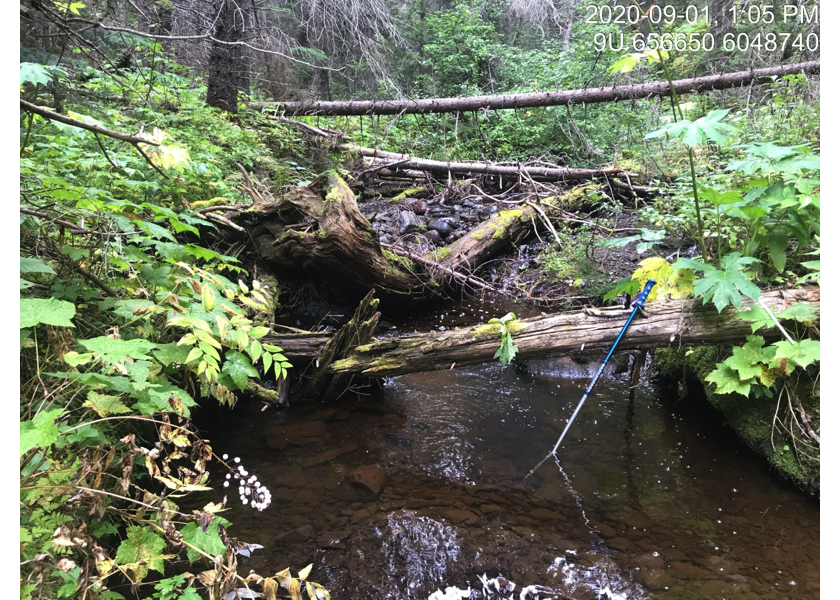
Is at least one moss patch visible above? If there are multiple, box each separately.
[389,186,427,203]
[425,247,453,261]
[382,249,415,272]
[655,346,819,493]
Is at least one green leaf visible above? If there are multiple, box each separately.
[81,337,159,363]
[597,235,640,249]
[111,299,156,320]
[777,303,819,323]
[680,254,761,313]
[603,276,639,302]
[60,246,91,261]
[185,347,203,364]
[139,264,172,287]
[20,298,76,328]
[773,339,820,369]
[20,409,64,456]
[180,517,231,563]
[20,256,55,274]
[723,343,769,381]
[151,342,191,365]
[736,305,775,333]
[494,334,518,366]
[221,350,259,390]
[114,526,167,582]
[20,62,56,86]
[82,391,132,417]
[706,364,752,396]
[767,229,788,272]
[608,54,641,74]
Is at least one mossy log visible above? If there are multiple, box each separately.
[297,289,380,402]
[437,188,590,272]
[328,288,819,378]
[239,171,422,298]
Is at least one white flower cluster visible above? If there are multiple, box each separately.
[221,454,271,511]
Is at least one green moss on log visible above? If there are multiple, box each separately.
[425,247,453,261]
[389,186,427,203]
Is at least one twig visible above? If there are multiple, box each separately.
[197,205,249,214]
[205,213,246,233]
[93,133,122,172]
[382,243,506,295]
[525,200,563,247]
[20,99,157,145]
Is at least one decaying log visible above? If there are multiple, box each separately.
[240,171,426,298]
[297,289,380,402]
[437,186,596,273]
[263,332,331,362]
[343,144,622,181]
[251,61,819,116]
[328,288,820,378]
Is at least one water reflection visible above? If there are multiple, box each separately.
[202,356,819,599]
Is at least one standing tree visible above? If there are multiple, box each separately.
[206,0,247,112]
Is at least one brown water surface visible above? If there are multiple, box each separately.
[201,354,819,599]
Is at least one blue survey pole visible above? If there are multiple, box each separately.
[526,278,657,478]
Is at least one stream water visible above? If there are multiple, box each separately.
[200,309,819,599]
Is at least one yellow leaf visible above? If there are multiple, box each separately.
[201,283,216,312]
[215,316,229,343]
[631,257,695,302]
[298,564,313,580]
[289,579,303,600]
[262,578,279,600]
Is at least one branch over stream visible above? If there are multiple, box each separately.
[252,61,819,116]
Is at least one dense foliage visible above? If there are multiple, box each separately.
[20,0,818,597]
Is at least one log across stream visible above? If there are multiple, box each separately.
[265,287,819,380]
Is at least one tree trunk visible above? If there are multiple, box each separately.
[251,61,819,116]
[206,0,244,112]
[296,289,380,402]
[327,288,820,378]
[235,171,424,299]
[344,145,623,181]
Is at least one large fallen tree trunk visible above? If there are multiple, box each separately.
[232,170,428,299]
[327,288,820,378]
[344,144,623,181]
[252,61,819,116]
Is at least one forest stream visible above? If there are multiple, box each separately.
[195,300,819,600]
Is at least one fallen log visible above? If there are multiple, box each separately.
[437,185,597,273]
[232,170,428,299]
[344,144,622,181]
[251,61,819,116]
[297,289,380,402]
[328,288,820,378]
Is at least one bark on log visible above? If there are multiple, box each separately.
[237,171,425,298]
[328,288,820,378]
[252,61,819,116]
[297,289,380,402]
[437,186,596,273]
[344,144,622,181]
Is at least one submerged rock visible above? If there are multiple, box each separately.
[350,465,388,495]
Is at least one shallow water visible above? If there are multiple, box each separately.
[202,354,819,599]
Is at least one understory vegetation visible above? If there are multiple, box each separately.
[20,0,818,598]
